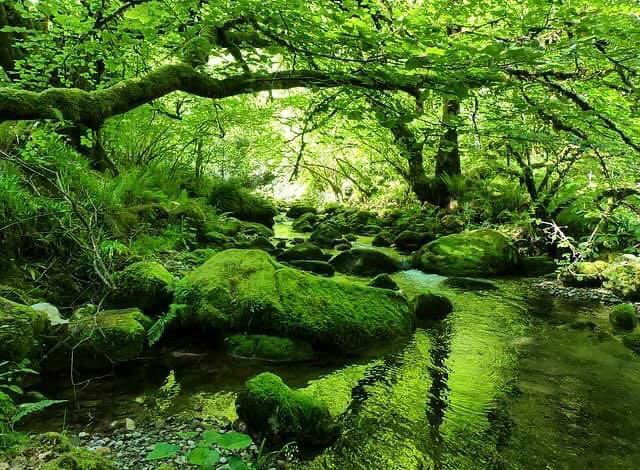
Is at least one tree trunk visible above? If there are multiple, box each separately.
[431,97,462,207]
[0,5,16,75]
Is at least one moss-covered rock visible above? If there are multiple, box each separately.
[394,230,430,252]
[226,335,314,362]
[174,250,412,353]
[276,242,325,262]
[42,447,116,470]
[413,229,520,277]
[46,308,151,371]
[236,372,338,445]
[203,230,235,247]
[622,333,640,354]
[209,181,276,228]
[368,274,399,291]
[292,212,318,232]
[329,248,400,277]
[372,232,393,247]
[604,262,640,300]
[287,204,317,219]
[167,199,208,235]
[609,304,638,330]
[111,261,173,314]
[413,292,454,320]
[309,221,347,248]
[560,261,609,288]
[289,260,335,277]
[212,217,274,238]
[0,296,47,362]
[232,235,277,253]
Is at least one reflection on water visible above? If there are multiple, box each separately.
[23,226,640,469]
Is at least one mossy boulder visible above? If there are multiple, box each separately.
[413,292,454,320]
[609,304,638,330]
[309,221,348,248]
[236,372,338,445]
[289,260,335,277]
[174,250,412,353]
[42,447,116,470]
[287,204,317,219]
[0,296,47,362]
[213,217,274,238]
[372,232,393,247]
[413,229,520,277]
[111,261,173,314]
[209,181,276,228]
[329,248,400,277]
[394,230,430,252]
[603,262,640,300]
[167,199,208,235]
[622,333,640,354]
[276,242,325,262]
[226,335,314,362]
[232,235,276,253]
[292,212,318,232]
[560,261,609,288]
[203,230,235,246]
[46,308,152,371]
[368,274,399,291]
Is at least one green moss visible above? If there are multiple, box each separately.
[208,181,276,228]
[111,261,173,314]
[167,199,207,235]
[622,333,640,354]
[329,248,400,276]
[609,304,637,330]
[174,249,412,353]
[226,334,314,362]
[560,261,609,288]
[309,221,347,247]
[236,372,338,445]
[276,242,325,262]
[292,212,318,232]
[414,229,520,276]
[47,308,151,371]
[604,262,640,300]
[413,292,454,320]
[0,296,47,362]
[42,447,116,470]
[287,204,317,219]
[368,273,399,290]
[211,216,273,238]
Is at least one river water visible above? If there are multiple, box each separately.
[24,223,640,469]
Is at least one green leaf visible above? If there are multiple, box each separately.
[228,456,249,470]
[145,442,181,460]
[202,431,252,450]
[187,447,220,467]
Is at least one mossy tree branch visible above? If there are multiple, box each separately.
[0,64,424,127]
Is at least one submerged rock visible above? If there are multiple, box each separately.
[111,261,173,314]
[226,335,314,362]
[414,229,520,277]
[368,274,400,291]
[609,304,638,330]
[0,296,47,362]
[329,248,400,277]
[236,372,338,445]
[443,276,498,291]
[174,250,412,353]
[413,292,454,320]
[288,260,336,277]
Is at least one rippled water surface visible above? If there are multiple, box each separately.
[24,226,640,469]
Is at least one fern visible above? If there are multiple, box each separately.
[11,400,67,425]
[148,304,185,346]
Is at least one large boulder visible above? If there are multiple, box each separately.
[209,181,276,228]
[0,297,47,362]
[604,262,640,300]
[236,372,338,445]
[372,232,393,247]
[329,248,400,277]
[287,204,317,219]
[226,335,314,362]
[111,261,173,314]
[559,261,609,288]
[394,230,430,252]
[413,229,520,277]
[292,212,318,232]
[368,274,399,291]
[45,308,152,371]
[277,242,325,262]
[174,250,412,353]
[309,221,347,247]
[413,292,453,320]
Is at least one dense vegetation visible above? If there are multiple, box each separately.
[1,0,639,468]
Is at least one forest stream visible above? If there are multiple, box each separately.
[19,222,640,469]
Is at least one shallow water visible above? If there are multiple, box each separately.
[23,226,640,469]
